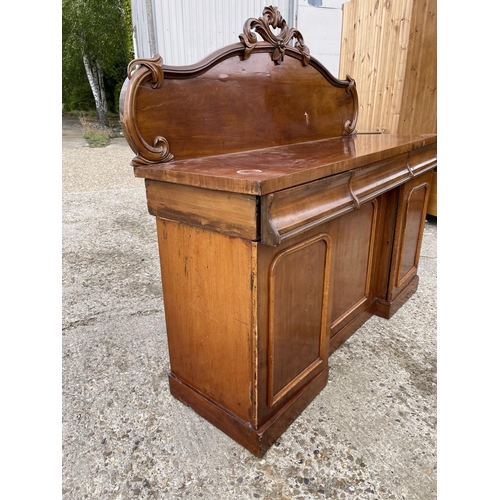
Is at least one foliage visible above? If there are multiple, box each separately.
[62,0,134,118]
[82,125,111,148]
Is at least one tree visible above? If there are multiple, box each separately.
[62,0,133,126]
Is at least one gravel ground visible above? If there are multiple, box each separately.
[62,117,437,499]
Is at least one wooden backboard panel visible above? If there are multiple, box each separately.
[120,7,358,165]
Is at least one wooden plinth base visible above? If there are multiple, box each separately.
[373,275,419,319]
[329,304,373,355]
[329,275,420,355]
[169,368,329,457]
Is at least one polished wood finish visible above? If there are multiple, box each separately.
[267,233,330,408]
[145,180,258,239]
[120,5,357,167]
[388,171,432,302]
[259,140,435,245]
[427,169,437,217]
[133,134,436,196]
[156,219,256,423]
[329,201,377,337]
[120,6,437,456]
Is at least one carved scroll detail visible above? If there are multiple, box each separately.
[405,152,415,177]
[239,6,310,66]
[127,54,164,88]
[343,75,358,136]
[348,171,361,210]
[122,54,174,165]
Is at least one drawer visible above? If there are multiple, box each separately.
[260,144,437,246]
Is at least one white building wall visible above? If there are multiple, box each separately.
[130,0,346,76]
[131,0,156,59]
[152,0,292,66]
[296,0,347,77]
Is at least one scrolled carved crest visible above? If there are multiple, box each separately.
[122,54,174,165]
[127,54,164,89]
[343,75,358,136]
[239,6,310,66]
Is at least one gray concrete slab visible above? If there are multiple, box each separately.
[62,116,437,499]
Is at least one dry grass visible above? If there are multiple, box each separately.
[78,115,123,147]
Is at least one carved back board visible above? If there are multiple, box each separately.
[120,6,358,166]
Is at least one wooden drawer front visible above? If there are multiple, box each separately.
[261,145,437,246]
[145,179,259,240]
[351,144,436,202]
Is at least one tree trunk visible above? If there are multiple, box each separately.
[82,52,109,127]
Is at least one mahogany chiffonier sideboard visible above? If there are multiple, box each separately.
[119,6,437,457]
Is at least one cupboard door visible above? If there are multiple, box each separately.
[388,171,432,301]
[256,226,332,425]
[267,233,331,408]
[328,200,378,338]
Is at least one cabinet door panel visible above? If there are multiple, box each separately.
[268,234,331,407]
[388,172,432,300]
[256,225,333,426]
[397,184,428,284]
[329,200,378,337]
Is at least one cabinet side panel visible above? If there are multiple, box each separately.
[156,218,254,422]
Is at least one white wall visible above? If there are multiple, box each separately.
[130,0,346,76]
[296,0,347,77]
[156,0,293,66]
[131,0,157,58]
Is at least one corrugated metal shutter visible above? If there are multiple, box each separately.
[152,0,293,66]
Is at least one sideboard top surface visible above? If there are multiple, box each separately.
[133,133,436,195]
[120,6,436,196]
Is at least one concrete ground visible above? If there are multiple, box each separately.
[62,116,437,500]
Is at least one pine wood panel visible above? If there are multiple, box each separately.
[339,0,436,135]
[397,0,437,135]
[339,0,414,133]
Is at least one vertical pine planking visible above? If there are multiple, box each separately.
[397,0,437,135]
[339,0,414,133]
